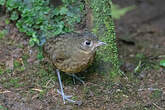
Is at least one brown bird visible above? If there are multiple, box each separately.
[43,31,106,104]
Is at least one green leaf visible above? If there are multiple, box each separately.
[52,8,60,15]
[37,51,44,60]
[160,59,165,67]
[0,30,8,39]
[10,11,19,21]
[23,0,33,9]
[0,105,7,110]
[5,19,10,24]
[0,0,5,5]
[29,38,35,47]
[5,0,84,46]
[6,0,22,10]
[59,7,68,15]
[29,34,39,47]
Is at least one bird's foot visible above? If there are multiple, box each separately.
[71,74,85,85]
[56,69,82,105]
[57,89,75,104]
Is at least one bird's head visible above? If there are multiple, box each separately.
[75,32,106,54]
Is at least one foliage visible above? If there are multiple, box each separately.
[0,29,8,39]
[0,0,84,46]
[133,53,161,74]
[0,105,7,110]
[14,59,25,72]
[89,0,121,77]
[5,18,10,24]
[160,59,165,67]
[37,47,44,60]
[111,4,135,19]
[151,90,162,99]
[0,67,4,75]
[0,0,5,5]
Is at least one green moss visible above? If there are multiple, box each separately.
[36,67,57,88]
[0,67,4,75]
[3,77,24,88]
[89,0,121,77]
[151,90,162,99]
[16,43,24,48]
[13,59,25,72]
[38,89,47,99]
[71,95,79,101]
[133,53,161,74]
[14,60,21,68]
[22,54,29,66]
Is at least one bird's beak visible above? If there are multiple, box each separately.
[95,41,107,47]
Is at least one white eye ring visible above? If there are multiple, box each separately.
[84,40,92,46]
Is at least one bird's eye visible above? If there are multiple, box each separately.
[86,41,91,45]
[84,40,91,46]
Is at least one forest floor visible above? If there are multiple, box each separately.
[0,0,165,110]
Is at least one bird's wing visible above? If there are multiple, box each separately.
[43,37,70,63]
[52,48,70,63]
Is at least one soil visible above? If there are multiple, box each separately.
[0,0,165,110]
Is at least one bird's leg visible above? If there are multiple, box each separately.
[70,74,85,85]
[72,75,76,84]
[56,69,76,104]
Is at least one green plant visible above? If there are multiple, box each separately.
[134,53,161,72]
[14,59,25,72]
[1,0,84,46]
[0,0,5,5]
[0,105,7,110]
[160,59,165,67]
[5,19,10,24]
[3,77,24,88]
[37,47,44,60]
[0,67,4,75]
[111,4,135,19]
[151,90,162,99]
[38,89,47,99]
[0,29,8,39]
[36,68,57,88]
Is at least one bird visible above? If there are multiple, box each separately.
[43,31,106,104]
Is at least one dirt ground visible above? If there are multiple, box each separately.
[0,0,165,110]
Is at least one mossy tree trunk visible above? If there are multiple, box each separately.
[86,0,121,78]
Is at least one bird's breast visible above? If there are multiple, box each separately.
[54,51,95,74]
